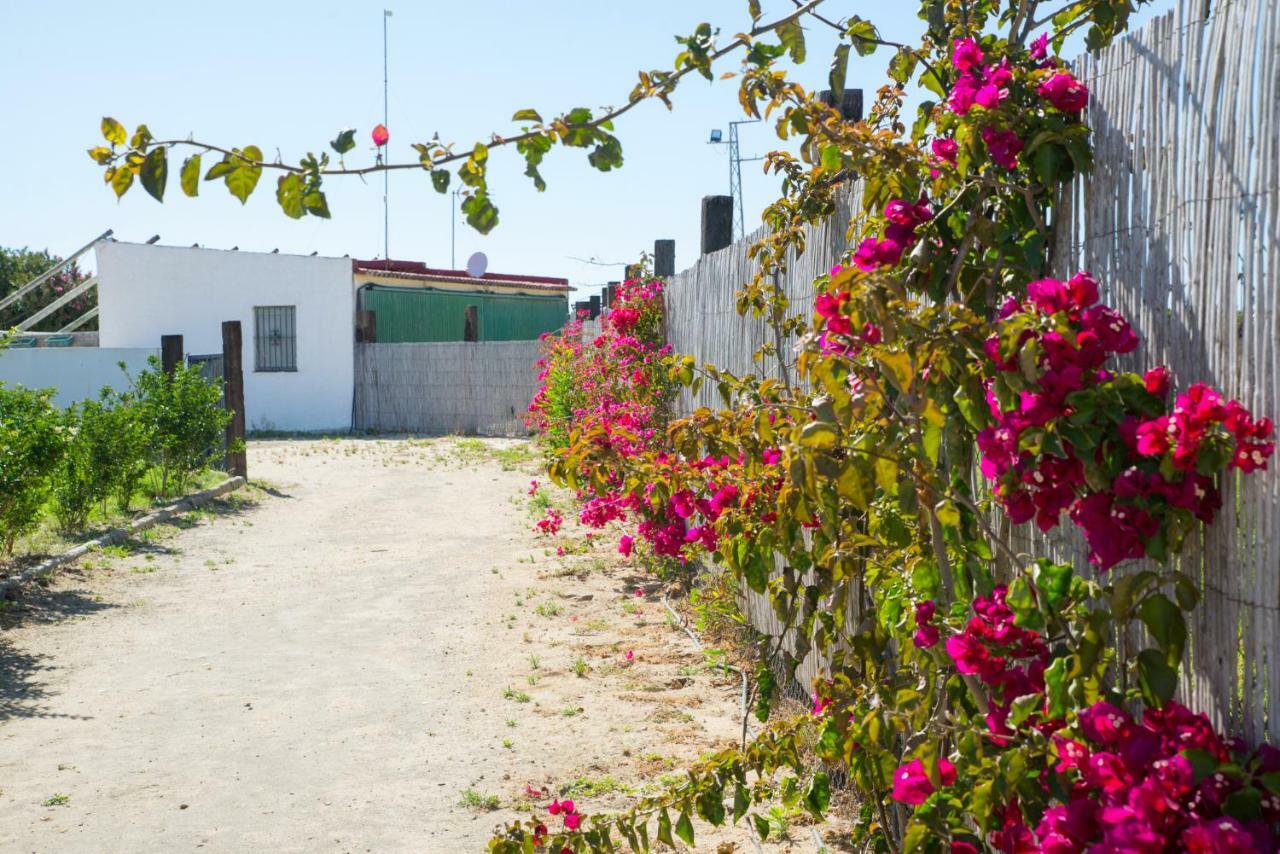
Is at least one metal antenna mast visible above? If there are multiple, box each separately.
[382,9,392,260]
[709,119,763,240]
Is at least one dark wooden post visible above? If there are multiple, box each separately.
[161,335,183,378]
[463,305,479,342]
[818,88,864,121]
[589,294,601,319]
[700,196,733,255]
[356,310,377,343]
[654,239,675,278]
[221,321,247,479]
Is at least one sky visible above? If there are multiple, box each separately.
[1,0,1175,299]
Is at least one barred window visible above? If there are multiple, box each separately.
[254,305,297,372]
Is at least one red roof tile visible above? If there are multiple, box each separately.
[353,259,572,292]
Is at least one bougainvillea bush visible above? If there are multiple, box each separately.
[496,1,1280,851]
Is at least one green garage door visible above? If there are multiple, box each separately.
[360,285,568,343]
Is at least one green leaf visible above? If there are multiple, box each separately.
[431,170,450,193]
[656,809,674,847]
[889,47,919,85]
[776,19,805,63]
[130,124,153,150]
[101,117,127,146]
[225,146,264,205]
[752,813,769,840]
[302,188,330,218]
[110,166,134,198]
[696,784,725,825]
[804,772,830,816]
[1007,576,1044,631]
[139,147,167,202]
[674,810,695,845]
[799,421,838,450]
[329,128,356,155]
[820,144,842,172]
[462,192,500,234]
[1139,593,1186,662]
[845,16,880,56]
[1137,648,1178,706]
[180,154,201,197]
[1008,693,1042,727]
[732,784,749,823]
[828,44,850,101]
[511,108,543,123]
[747,0,762,21]
[276,173,305,219]
[1044,655,1070,718]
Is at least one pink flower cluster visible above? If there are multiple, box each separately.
[979,273,1273,570]
[943,585,1049,743]
[852,197,933,272]
[891,756,958,805]
[944,37,1089,173]
[1022,701,1280,851]
[948,38,1015,116]
[535,508,564,535]
[815,279,882,355]
[547,798,582,831]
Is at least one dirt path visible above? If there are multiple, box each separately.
[0,439,811,853]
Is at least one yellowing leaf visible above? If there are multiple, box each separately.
[101,117,126,146]
[877,351,914,392]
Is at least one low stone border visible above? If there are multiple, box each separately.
[1,476,247,595]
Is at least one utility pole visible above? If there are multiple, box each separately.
[382,9,392,260]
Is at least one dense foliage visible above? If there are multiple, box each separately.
[0,246,97,332]
[0,358,230,554]
[498,3,1279,853]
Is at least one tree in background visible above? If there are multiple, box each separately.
[0,246,97,332]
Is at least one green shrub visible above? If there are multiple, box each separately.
[0,384,66,553]
[50,389,153,530]
[132,358,229,496]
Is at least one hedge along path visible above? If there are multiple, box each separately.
[0,476,246,596]
[0,438,811,852]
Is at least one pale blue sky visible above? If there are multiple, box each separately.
[1,1,1172,296]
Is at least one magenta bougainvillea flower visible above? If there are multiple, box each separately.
[1038,71,1089,113]
[891,757,957,805]
[371,124,389,146]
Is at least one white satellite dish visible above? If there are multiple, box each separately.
[466,251,489,278]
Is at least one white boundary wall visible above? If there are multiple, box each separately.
[0,347,157,407]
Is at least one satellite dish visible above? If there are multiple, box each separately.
[466,251,488,278]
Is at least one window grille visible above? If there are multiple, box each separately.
[254,305,297,372]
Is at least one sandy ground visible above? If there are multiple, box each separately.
[0,438,831,853]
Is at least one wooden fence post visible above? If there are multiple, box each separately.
[700,196,733,255]
[356,310,377,343]
[654,239,675,278]
[221,321,247,479]
[161,335,183,378]
[463,305,479,342]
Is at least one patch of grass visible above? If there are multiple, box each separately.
[560,706,581,717]
[560,775,634,799]
[502,739,514,750]
[528,654,541,670]
[457,788,501,811]
[534,601,563,618]
[505,718,518,728]
[503,687,532,703]
[42,793,69,807]
[571,657,590,678]
[527,674,539,686]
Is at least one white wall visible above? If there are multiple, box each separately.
[96,242,355,432]
[0,347,157,408]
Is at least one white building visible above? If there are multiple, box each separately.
[95,242,356,433]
